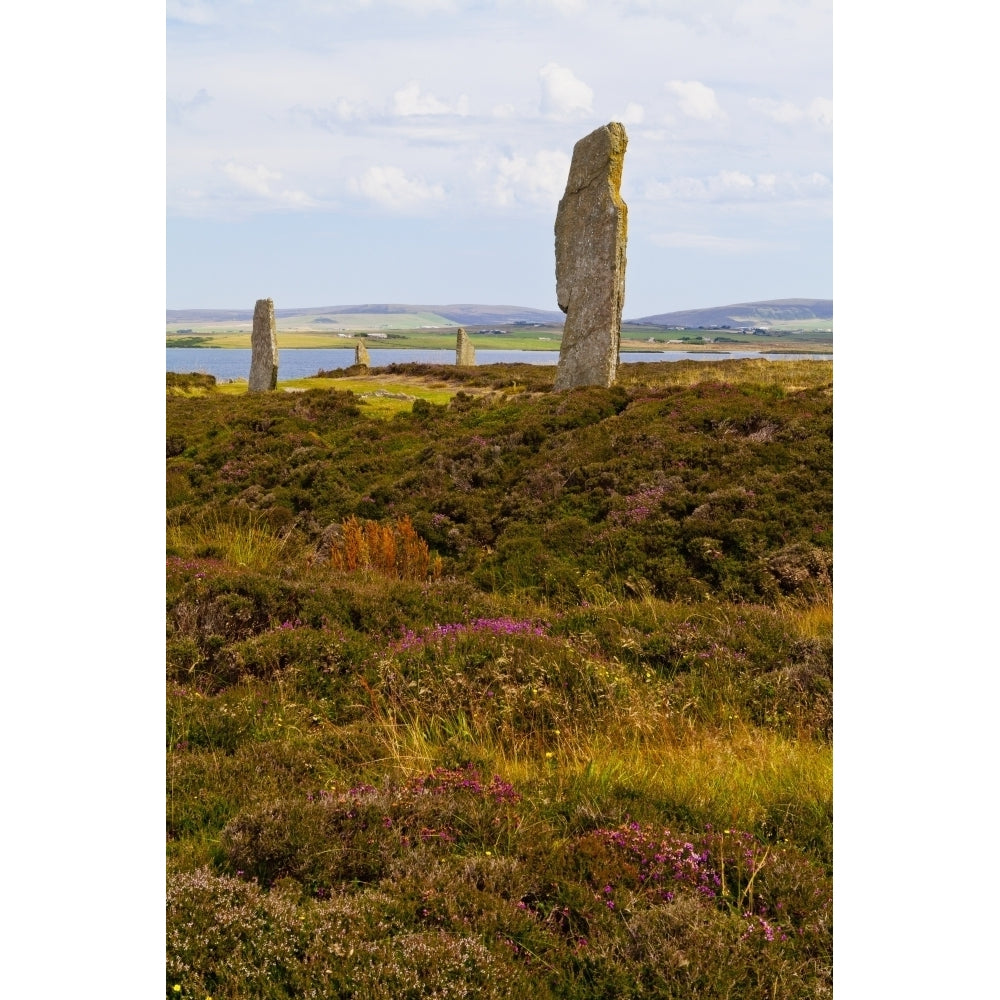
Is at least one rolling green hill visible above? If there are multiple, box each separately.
[166,303,566,330]
[168,299,833,335]
[630,298,832,330]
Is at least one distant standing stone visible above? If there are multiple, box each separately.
[553,122,628,391]
[248,298,279,392]
[355,340,370,367]
[455,327,476,367]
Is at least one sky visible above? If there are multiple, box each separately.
[166,0,832,317]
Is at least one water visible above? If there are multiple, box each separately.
[166,347,831,381]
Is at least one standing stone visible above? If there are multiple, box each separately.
[355,340,370,367]
[553,122,628,391]
[248,298,279,392]
[455,327,476,367]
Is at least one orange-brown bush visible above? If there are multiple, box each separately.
[330,515,442,580]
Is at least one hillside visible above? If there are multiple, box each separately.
[168,299,834,331]
[630,299,833,329]
[167,303,566,326]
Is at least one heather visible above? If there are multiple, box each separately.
[167,359,832,998]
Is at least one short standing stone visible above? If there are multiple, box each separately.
[355,340,370,367]
[248,298,279,392]
[455,327,476,367]
[553,122,628,391]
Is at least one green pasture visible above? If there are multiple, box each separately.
[213,374,468,418]
[167,328,566,351]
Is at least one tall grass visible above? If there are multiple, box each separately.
[615,358,832,390]
[781,595,833,639]
[328,515,442,580]
[166,510,296,571]
[362,696,831,856]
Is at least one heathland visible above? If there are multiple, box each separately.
[167,358,832,998]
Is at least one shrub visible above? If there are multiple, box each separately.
[379,622,630,734]
[344,930,536,999]
[328,515,442,580]
[167,869,542,999]
[167,371,217,394]
[167,734,333,843]
[219,766,525,892]
[167,363,833,998]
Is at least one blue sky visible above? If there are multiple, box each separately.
[167,0,831,316]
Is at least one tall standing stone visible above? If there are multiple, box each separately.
[553,122,628,391]
[455,327,476,367]
[248,298,279,392]
[355,340,370,367]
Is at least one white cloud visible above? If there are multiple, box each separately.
[322,0,459,11]
[184,88,212,111]
[751,96,831,128]
[330,96,370,121]
[808,97,832,127]
[539,63,594,117]
[717,169,754,191]
[620,102,645,125]
[224,162,280,197]
[647,175,707,200]
[666,80,724,120]
[350,165,445,211]
[390,0,458,10]
[644,169,830,203]
[221,162,314,206]
[732,0,787,22]
[392,81,469,116]
[167,88,212,125]
[489,150,571,208]
[492,103,516,118]
[750,97,803,124]
[649,231,784,253]
[166,0,217,25]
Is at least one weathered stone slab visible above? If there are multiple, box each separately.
[553,122,628,391]
[456,327,476,367]
[248,298,279,392]
[355,340,370,367]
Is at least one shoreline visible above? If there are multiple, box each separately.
[166,344,833,356]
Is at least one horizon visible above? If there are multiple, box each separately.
[165,294,834,320]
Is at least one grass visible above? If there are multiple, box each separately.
[166,509,299,571]
[166,359,832,998]
[363,717,832,853]
[167,332,566,351]
[168,325,832,354]
[211,374,467,416]
[614,357,832,389]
